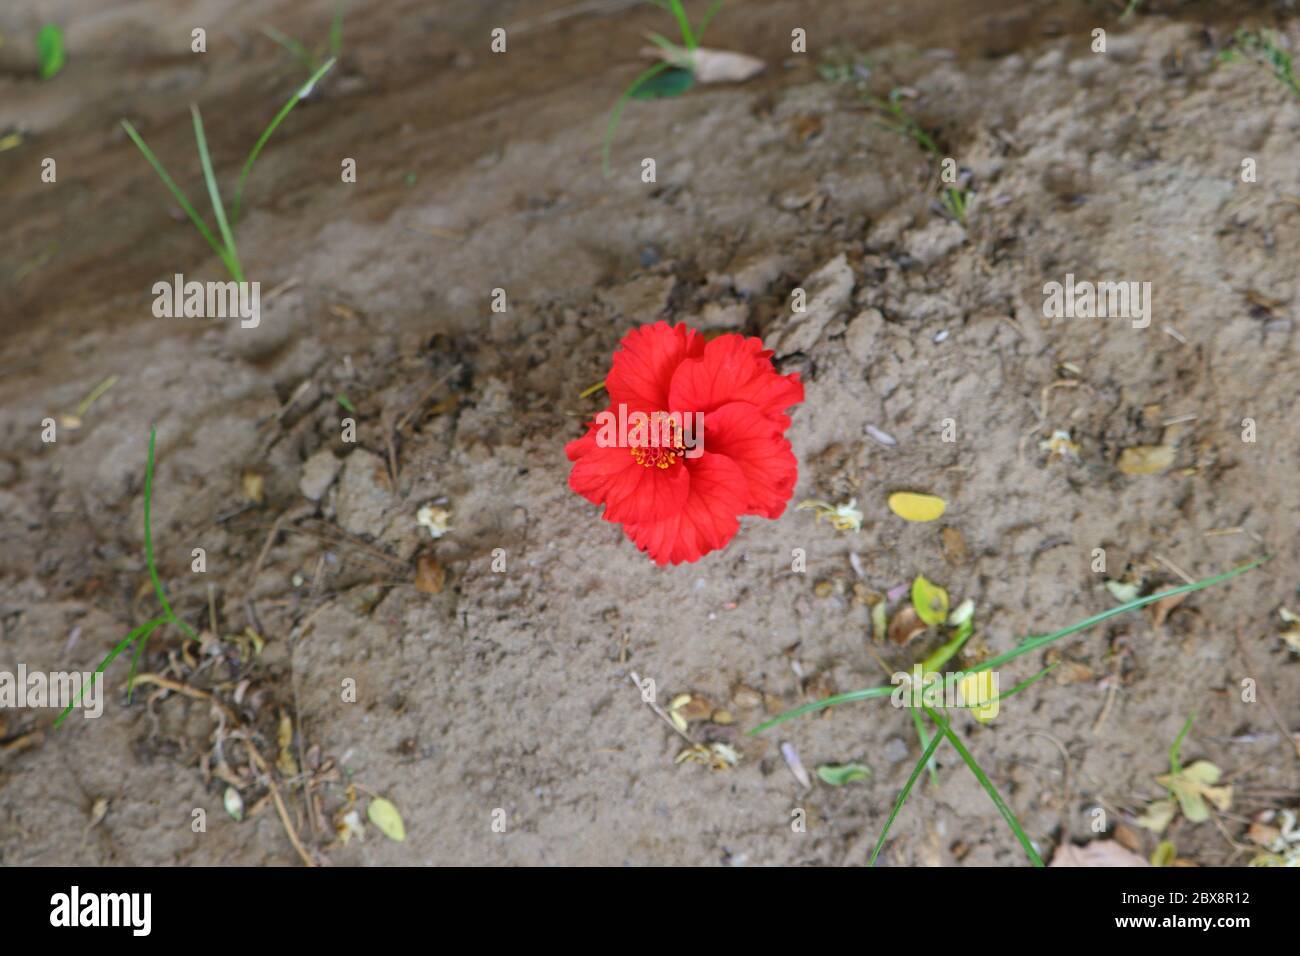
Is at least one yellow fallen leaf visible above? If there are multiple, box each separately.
[1117,444,1176,475]
[1135,797,1178,833]
[957,671,999,722]
[367,797,406,841]
[889,492,946,522]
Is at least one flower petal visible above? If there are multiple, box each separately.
[701,401,798,518]
[668,333,804,421]
[605,321,704,412]
[568,440,690,526]
[622,452,747,564]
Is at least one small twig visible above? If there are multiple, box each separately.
[626,672,697,745]
[1153,554,1196,586]
[131,673,317,866]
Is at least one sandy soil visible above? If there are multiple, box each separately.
[0,0,1296,866]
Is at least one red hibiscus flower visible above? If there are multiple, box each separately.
[566,322,803,565]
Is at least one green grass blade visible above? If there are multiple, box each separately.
[262,26,317,73]
[329,2,344,60]
[54,617,167,727]
[189,105,242,282]
[120,119,237,275]
[750,558,1267,735]
[232,57,335,225]
[144,427,196,641]
[911,705,939,787]
[1169,713,1195,775]
[748,685,896,735]
[961,558,1268,682]
[984,662,1057,707]
[695,0,726,43]
[667,0,696,49]
[870,726,944,865]
[925,706,1044,867]
[126,628,151,702]
[602,60,672,177]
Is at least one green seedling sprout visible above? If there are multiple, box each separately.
[263,1,344,77]
[750,557,1268,866]
[869,89,970,222]
[1221,28,1300,99]
[55,428,197,728]
[37,24,66,79]
[121,58,335,283]
[602,0,726,176]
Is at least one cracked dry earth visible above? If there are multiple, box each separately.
[0,0,1297,865]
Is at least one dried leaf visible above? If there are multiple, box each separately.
[647,41,765,84]
[276,710,298,777]
[887,605,926,646]
[1149,592,1187,628]
[797,498,863,532]
[88,797,109,827]
[1050,839,1151,867]
[1117,444,1176,475]
[940,526,969,565]
[888,491,946,522]
[1156,760,1231,823]
[367,797,406,841]
[1150,841,1177,867]
[1135,797,1178,833]
[241,470,264,504]
[414,554,446,595]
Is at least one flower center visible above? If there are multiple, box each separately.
[630,413,686,469]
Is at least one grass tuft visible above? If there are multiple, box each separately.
[56,428,194,727]
[602,0,726,176]
[751,557,1268,863]
[122,59,335,281]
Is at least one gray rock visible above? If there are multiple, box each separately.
[767,253,855,355]
[883,737,910,765]
[334,449,392,536]
[845,309,885,365]
[904,219,966,268]
[299,448,342,502]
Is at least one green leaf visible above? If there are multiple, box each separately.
[37,25,65,80]
[368,797,406,841]
[816,763,871,786]
[911,575,949,627]
[631,67,695,99]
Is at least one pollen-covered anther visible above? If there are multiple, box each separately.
[629,414,685,469]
